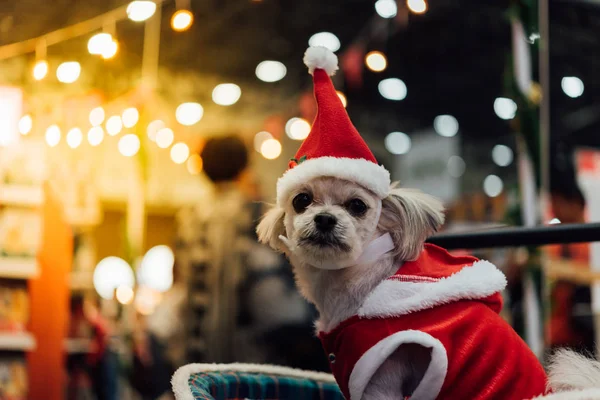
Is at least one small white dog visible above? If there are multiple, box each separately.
[258,178,445,398]
[253,46,600,400]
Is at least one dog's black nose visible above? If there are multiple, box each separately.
[314,213,337,232]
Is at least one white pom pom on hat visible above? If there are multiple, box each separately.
[303,46,339,76]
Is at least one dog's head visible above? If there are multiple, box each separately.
[257,177,445,268]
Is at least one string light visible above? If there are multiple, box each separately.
[56,62,81,83]
[308,32,341,52]
[186,154,203,174]
[18,115,32,135]
[122,107,139,128]
[385,132,411,155]
[171,9,193,31]
[33,60,48,81]
[89,107,105,126]
[212,83,241,106]
[378,78,407,101]
[483,175,503,198]
[407,0,428,14]
[106,116,123,136]
[285,118,310,140]
[493,97,517,120]
[101,40,119,59]
[255,61,287,83]
[88,33,113,55]
[365,51,387,72]
[336,91,347,107]
[116,285,134,305]
[260,138,282,160]
[176,102,203,126]
[156,128,174,148]
[127,1,157,22]
[118,134,141,157]
[254,131,273,152]
[375,0,398,18]
[561,76,584,98]
[170,142,190,164]
[147,120,165,141]
[433,115,459,137]
[45,125,61,147]
[87,126,104,146]
[66,127,83,149]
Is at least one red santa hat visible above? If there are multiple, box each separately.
[276,47,391,206]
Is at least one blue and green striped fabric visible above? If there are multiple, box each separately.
[188,370,345,400]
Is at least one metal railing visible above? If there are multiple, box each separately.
[427,222,600,250]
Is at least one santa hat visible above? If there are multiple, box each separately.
[276,47,391,206]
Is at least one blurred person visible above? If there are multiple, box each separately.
[546,182,594,354]
[69,295,119,400]
[175,134,324,369]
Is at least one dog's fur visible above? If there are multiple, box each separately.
[257,177,444,398]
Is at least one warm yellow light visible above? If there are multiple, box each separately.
[45,125,61,147]
[127,1,157,22]
[18,115,32,135]
[156,128,174,148]
[56,61,81,84]
[212,83,242,106]
[253,131,273,152]
[89,107,105,126]
[122,107,139,128]
[88,33,112,55]
[171,9,193,31]
[118,134,141,157]
[336,91,347,107]
[407,0,427,14]
[365,51,387,72]
[286,118,311,140]
[260,138,282,160]
[87,127,104,146]
[170,142,190,164]
[33,60,48,81]
[106,116,123,136]
[116,285,134,305]
[175,102,203,126]
[147,120,165,141]
[186,154,203,174]
[66,127,83,149]
[101,40,119,59]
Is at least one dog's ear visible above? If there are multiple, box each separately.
[380,184,445,261]
[257,205,286,252]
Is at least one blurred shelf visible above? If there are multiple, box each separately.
[64,338,92,354]
[0,332,36,351]
[0,184,43,207]
[65,208,102,228]
[0,257,39,279]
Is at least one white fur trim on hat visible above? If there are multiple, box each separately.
[276,156,391,205]
[348,330,447,400]
[304,46,339,76]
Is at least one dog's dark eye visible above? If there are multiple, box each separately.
[347,199,368,216]
[293,193,312,213]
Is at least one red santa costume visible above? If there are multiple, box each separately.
[273,46,553,400]
[319,243,548,400]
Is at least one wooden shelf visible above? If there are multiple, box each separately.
[0,332,36,351]
[0,184,43,207]
[0,257,39,279]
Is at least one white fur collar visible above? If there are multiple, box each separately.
[357,259,507,318]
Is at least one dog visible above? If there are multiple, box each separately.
[257,177,600,400]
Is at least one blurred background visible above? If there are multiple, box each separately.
[0,0,599,398]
